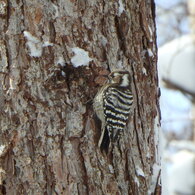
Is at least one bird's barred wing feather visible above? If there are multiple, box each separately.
[103,86,133,142]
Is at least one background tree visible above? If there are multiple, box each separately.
[157,0,195,194]
[0,0,160,194]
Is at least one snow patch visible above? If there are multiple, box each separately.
[118,0,125,16]
[57,57,66,67]
[24,31,40,43]
[71,47,92,67]
[134,176,140,187]
[148,26,153,36]
[117,60,123,69]
[142,67,147,75]
[136,166,145,177]
[42,41,53,47]
[24,31,53,57]
[148,115,161,194]
[154,116,161,163]
[148,26,153,42]
[0,145,5,156]
[148,48,154,57]
[61,71,66,77]
[108,164,114,173]
[24,31,42,57]
[100,35,108,47]
[148,163,161,195]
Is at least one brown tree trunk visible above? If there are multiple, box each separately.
[0,0,160,195]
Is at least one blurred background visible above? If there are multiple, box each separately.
[156,0,195,194]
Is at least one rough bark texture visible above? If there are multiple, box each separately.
[0,0,160,195]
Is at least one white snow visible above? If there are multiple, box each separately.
[136,166,145,177]
[148,48,153,57]
[0,145,5,156]
[148,26,152,35]
[61,71,66,77]
[148,163,161,195]
[57,57,66,66]
[23,31,40,43]
[158,34,195,94]
[42,41,53,47]
[142,67,147,75]
[23,31,54,57]
[154,115,161,163]
[134,176,140,187]
[24,31,42,57]
[117,60,123,69]
[100,35,108,47]
[118,0,125,16]
[148,115,161,195]
[71,47,92,67]
[148,26,153,42]
[108,164,114,173]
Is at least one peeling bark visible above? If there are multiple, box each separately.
[0,0,160,195]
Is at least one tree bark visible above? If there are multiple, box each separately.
[0,0,160,195]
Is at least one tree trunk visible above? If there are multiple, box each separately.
[0,0,160,195]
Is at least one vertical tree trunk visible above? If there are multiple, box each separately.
[0,0,160,194]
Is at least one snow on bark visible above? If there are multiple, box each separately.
[24,31,53,57]
[118,0,125,16]
[71,47,92,67]
[23,31,43,57]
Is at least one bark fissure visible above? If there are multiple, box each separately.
[4,38,11,74]
[78,143,89,195]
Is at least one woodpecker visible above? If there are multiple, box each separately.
[93,70,133,153]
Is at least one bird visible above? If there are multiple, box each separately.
[93,70,133,153]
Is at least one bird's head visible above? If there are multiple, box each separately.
[108,70,131,87]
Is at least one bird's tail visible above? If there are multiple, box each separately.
[98,126,110,154]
